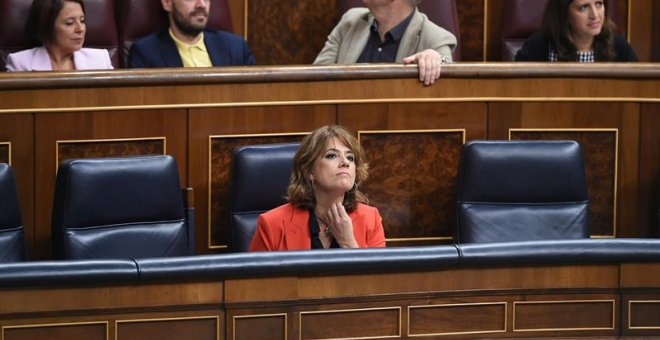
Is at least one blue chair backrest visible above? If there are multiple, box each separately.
[456,140,590,243]
[51,155,194,259]
[229,143,299,252]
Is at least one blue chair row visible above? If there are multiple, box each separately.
[228,140,591,251]
[1,155,195,262]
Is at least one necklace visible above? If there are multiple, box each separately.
[316,215,332,237]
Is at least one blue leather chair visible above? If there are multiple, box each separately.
[51,155,195,259]
[456,140,589,243]
[0,163,27,262]
[229,143,299,252]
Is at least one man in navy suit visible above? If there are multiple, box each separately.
[129,0,255,68]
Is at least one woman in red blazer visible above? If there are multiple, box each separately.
[249,125,386,251]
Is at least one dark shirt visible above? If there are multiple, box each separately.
[357,11,415,63]
[515,32,638,62]
[309,208,339,249]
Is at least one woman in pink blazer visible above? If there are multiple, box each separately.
[249,125,386,251]
[6,0,112,71]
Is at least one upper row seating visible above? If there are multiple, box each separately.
[337,0,462,61]
[0,0,232,70]
[500,0,623,60]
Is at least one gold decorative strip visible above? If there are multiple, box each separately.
[232,313,287,340]
[509,128,619,238]
[299,306,401,340]
[55,136,167,174]
[407,302,507,337]
[513,299,616,332]
[1,97,659,114]
[207,132,308,249]
[2,321,108,340]
[0,141,10,165]
[115,315,220,340]
[628,300,660,330]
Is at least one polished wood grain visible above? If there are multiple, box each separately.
[3,323,107,340]
[57,139,165,163]
[247,0,335,65]
[2,64,660,92]
[300,307,400,339]
[627,301,660,329]
[359,130,464,243]
[232,314,286,340]
[629,0,655,61]
[116,317,218,340]
[513,300,615,331]
[408,302,506,336]
[457,0,485,61]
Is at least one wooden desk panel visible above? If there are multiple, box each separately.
[0,64,657,256]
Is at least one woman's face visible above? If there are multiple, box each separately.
[51,1,86,53]
[568,0,605,41]
[310,137,356,196]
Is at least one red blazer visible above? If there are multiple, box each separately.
[249,203,386,251]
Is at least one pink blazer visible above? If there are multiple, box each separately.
[249,203,386,251]
[6,47,113,71]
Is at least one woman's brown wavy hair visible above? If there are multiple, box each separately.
[287,125,369,212]
[542,0,616,61]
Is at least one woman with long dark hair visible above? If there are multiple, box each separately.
[515,0,637,62]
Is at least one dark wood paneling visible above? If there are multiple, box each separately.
[57,139,165,163]
[655,0,660,61]
[458,0,485,61]
[188,106,335,253]
[33,110,187,259]
[299,307,399,339]
[209,134,305,248]
[247,0,336,65]
[629,301,660,328]
[3,323,106,340]
[117,317,218,340]
[0,143,8,164]
[489,102,641,238]
[359,130,463,243]
[233,314,286,340]
[408,303,505,336]
[511,130,617,237]
[639,104,660,237]
[339,102,486,245]
[514,300,615,331]
[0,114,34,256]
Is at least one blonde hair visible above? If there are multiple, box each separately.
[287,125,369,212]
